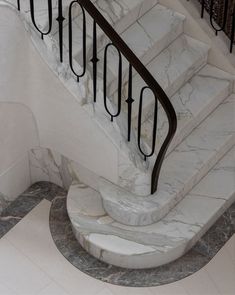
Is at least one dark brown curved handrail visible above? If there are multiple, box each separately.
[78,0,177,194]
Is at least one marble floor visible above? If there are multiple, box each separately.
[0,184,234,294]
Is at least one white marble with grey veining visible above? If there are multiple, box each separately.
[29,147,100,191]
[67,146,235,268]
[97,4,185,96]
[125,34,210,123]
[1,0,152,195]
[100,94,235,226]
[54,0,158,65]
[142,64,234,157]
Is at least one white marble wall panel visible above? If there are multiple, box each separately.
[29,147,100,191]
[0,154,31,212]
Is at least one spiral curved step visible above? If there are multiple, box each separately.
[101,94,235,226]
[67,146,235,269]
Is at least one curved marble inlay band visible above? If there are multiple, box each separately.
[49,190,235,287]
[1,182,234,287]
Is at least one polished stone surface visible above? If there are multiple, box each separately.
[101,95,235,226]
[0,182,65,238]
[143,64,233,156]
[1,181,235,287]
[51,186,235,287]
[67,146,235,269]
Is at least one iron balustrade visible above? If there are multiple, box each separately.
[16,0,178,194]
[187,0,235,53]
[29,0,52,40]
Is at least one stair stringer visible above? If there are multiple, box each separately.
[0,1,152,195]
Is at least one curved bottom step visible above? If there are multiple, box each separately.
[67,147,235,269]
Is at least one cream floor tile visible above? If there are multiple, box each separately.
[180,269,220,295]
[0,282,17,295]
[205,247,235,295]
[224,234,235,264]
[2,199,235,295]
[107,285,152,295]
[149,283,189,295]
[96,287,115,295]
[0,237,51,295]
[4,200,105,295]
[37,282,69,295]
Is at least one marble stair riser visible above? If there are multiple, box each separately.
[142,65,234,158]
[60,0,159,64]
[94,5,185,98]
[14,0,74,35]
[3,4,149,198]
[67,146,235,268]
[15,0,211,203]
[24,20,151,198]
[100,95,235,226]
[97,64,234,197]
[108,35,209,130]
[51,0,97,35]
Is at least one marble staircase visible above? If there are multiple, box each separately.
[100,94,235,226]
[63,1,235,268]
[5,0,235,269]
[67,144,235,269]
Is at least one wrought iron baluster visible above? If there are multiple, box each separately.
[29,0,52,40]
[201,0,205,18]
[90,20,99,102]
[137,87,158,161]
[69,0,86,82]
[210,0,229,36]
[17,0,20,11]
[126,64,134,142]
[230,4,235,53]
[56,0,65,63]
[103,43,122,122]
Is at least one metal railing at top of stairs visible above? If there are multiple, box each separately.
[16,0,177,194]
[187,0,235,53]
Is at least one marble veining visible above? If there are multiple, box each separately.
[2,0,156,197]
[51,181,235,286]
[28,147,101,192]
[122,34,210,121]
[96,4,185,97]
[67,146,235,269]
[0,192,10,214]
[0,181,234,287]
[0,182,66,238]
[142,64,233,156]
[101,94,235,226]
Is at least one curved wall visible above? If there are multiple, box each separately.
[0,6,120,196]
[0,102,38,208]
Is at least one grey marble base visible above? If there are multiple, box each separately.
[1,182,234,287]
[50,190,235,287]
[0,182,66,238]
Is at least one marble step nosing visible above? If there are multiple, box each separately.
[73,0,160,62]
[67,146,235,268]
[121,35,210,124]
[100,94,235,226]
[103,5,186,98]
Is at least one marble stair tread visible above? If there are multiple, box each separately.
[53,0,158,62]
[122,34,210,122]
[14,0,73,33]
[100,94,235,226]
[97,4,185,96]
[142,64,234,157]
[67,146,235,269]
